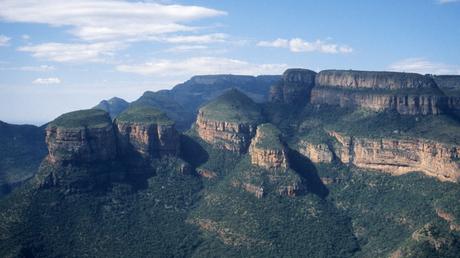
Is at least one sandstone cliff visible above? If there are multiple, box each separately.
[297,140,334,163]
[45,109,117,164]
[311,87,447,115]
[249,123,289,169]
[328,130,460,182]
[115,106,180,159]
[316,70,439,90]
[230,124,303,197]
[310,70,450,115]
[38,109,119,188]
[269,68,316,105]
[196,89,263,153]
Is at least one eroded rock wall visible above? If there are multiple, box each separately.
[116,121,180,159]
[46,124,117,164]
[196,111,257,153]
[329,131,460,182]
[310,87,447,115]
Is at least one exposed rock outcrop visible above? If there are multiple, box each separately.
[297,140,334,163]
[269,68,316,105]
[316,70,439,90]
[38,109,119,188]
[329,130,460,182]
[311,70,450,115]
[115,106,180,159]
[196,89,263,153]
[45,109,117,164]
[311,87,447,115]
[249,124,288,169]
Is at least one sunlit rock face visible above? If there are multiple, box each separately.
[329,130,460,182]
[315,70,439,90]
[311,70,449,115]
[196,89,263,153]
[115,106,180,160]
[249,124,289,169]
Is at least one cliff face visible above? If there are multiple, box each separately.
[38,110,119,188]
[116,122,180,159]
[196,113,257,153]
[310,70,451,115]
[196,89,263,153]
[249,124,288,169]
[269,68,316,105]
[45,111,117,164]
[329,131,460,182]
[297,140,334,163]
[115,106,180,159]
[316,70,438,90]
[311,87,447,115]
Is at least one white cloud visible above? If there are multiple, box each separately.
[160,33,228,44]
[32,77,61,84]
[389,58,460,75]
[257,38,353,54]
[18,42,124,62]
[165,45,209,53]
[0,35,11,46]
[0,0,226,41]
[20,65,56,72]
[116,57,288,76]
[21,34,30,40]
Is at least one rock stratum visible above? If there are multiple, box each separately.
[249,123,289,169]
[115,106,180,159]
[310,70,449,115]
[329,131,460,182]
[196,89,263,153]
[45,109,117,164]
[310,87,447,115]
[38,107,181,187]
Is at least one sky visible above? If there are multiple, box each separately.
[0,0,459,125]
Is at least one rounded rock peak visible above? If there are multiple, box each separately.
[283,68,317,84]
[115,106,174,125]
[199,88,263,124]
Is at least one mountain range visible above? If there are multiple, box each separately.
[0,68,459,257]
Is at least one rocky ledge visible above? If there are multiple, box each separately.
[249,123,289,169]
[45,109,117,164]
[196,89,263,153]
[115,106,180,159]
[329,131,460,182]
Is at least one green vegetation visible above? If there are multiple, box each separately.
[265,103,460,145]
[200,89,264,124]
[316,163,460,257]
[0,157,203,258]
[116,106,174,125]
[0,121,47,196]
[49,109,112,129]
[1,88,460,257]
[252,123,284,149]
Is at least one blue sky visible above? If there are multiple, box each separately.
[0,0,459,124]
